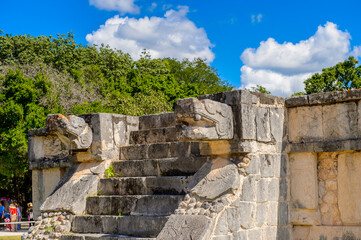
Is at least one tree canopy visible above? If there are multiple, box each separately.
[0,31,231,204]
[304,56,361,94]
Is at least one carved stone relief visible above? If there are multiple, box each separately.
[46,114,93,150]
[175,98,233,140]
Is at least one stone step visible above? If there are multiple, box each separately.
[119,142,200,160]
[112,156,208,177]
[99,176,190,195]
[139,112,175,130]
[86,195,183,216]
[61,233,155,240]
[72,215,168,237]
[129,127,176,144]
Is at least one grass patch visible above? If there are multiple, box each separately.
[0,236,21,240]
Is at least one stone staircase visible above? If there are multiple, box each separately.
[63,113,208,239]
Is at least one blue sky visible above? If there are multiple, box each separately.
[1,0,361,96]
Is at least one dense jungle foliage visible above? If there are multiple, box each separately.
[0,31,231,204]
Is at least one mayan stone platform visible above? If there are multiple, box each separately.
[24,89,361,240]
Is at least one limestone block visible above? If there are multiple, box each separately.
[270,107,284,142]
[236,201,255,229]
[29,136,44,160]
[238,104,256,140]
[256,178,269,202]
[247,228,261,239]
[46,114,93,150]
[32,168,66,218]
[260,154,277,177]
[40,162,104,215]
[241,176,256,201]
[323,102,357,140]
[299,226,361,239]
[288,106,322,143]
[338,152,361,225]
[233,231,247,240]
[289,153,318,210]
[214,210,228,235]
[267,201,278,226]
[157,215,214,240]
[256,107,271,142]
[292,226,310,240]
[262,226,277,240]
[186,157,240,200]
[290,209,321,225]
[278,202,289,226]
[268,179,280,201]
[175,98,234,140]
[256,203,268,227]
[226,208,240,232]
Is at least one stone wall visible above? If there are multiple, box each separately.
[26,89,361,240]
[287,91,361,239]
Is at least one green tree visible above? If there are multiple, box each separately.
[0,31,232,205]
[248,85,271,94]
[304,56,361,94]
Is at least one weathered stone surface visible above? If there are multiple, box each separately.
[238,104,256,140]
[233,231,247,240]
[247,228,261,239]
[256,203,268,227]
[260,154,277,177]
[46,114,93,150]
[269,107,284,142]
[226,208,240,232]
[139,112,175,130]
[157,215,214,240]
[86,195,183,216]
[186,158,240,200]
[112,157,208,177]
[130,127,176,144]
[238,202,255,229]
[256,107,271,142]
[267,202,278,226]
[241,176,256,201]
[214,210,228,235]
[323,102,357,141]
[285,95,308,107]
[293,226,361,239]
[73,215,168,237]
[32,168,67,218]
[289,152,318,210]
[338,152,361,225]
[290,209,321,225]
[256,178,269,202]
[40,162,104,215]
[99,176,189,195]
[262,226,277,240]
[175,98,233,140]
[288,105,323,143]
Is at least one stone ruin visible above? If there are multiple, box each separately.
[24,89,361,240]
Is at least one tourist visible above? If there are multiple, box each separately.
[4,207,10,231]
[26,202,33,227]
[0,201,4,230]
[9,201,17,232]
[16,202,21,230]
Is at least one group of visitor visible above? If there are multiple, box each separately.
[0,200,33,231]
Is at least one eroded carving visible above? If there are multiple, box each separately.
[46,114,93,150]
[174,158,240,218]
[175,98,233,140]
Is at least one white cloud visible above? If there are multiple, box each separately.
[251,14,263,23]
[89,0,139,15]
[86,6,215,62]
[148,2,157,12]
[240,22,361,96]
